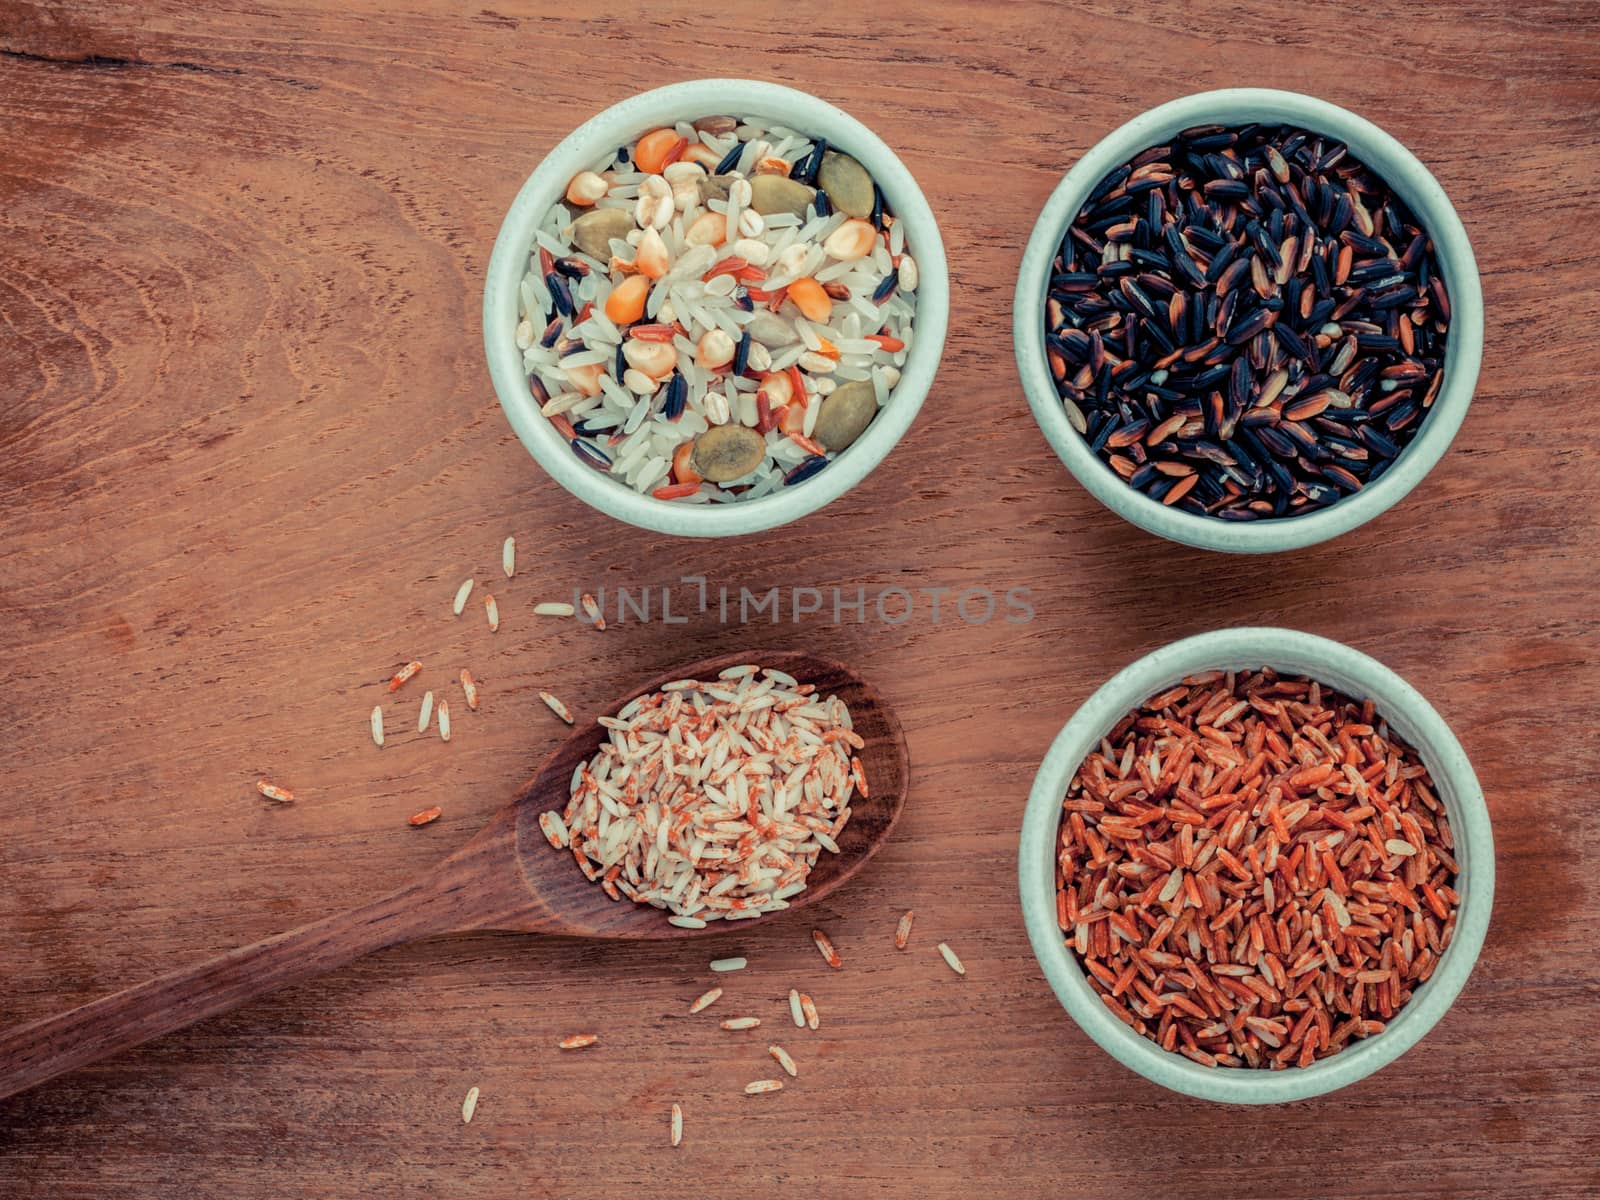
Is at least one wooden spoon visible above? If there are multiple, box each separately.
[0,650,908,1102]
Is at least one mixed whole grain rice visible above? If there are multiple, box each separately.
[518,116,917,502]
[539,664,864,922]
[1056,667,1461,1069]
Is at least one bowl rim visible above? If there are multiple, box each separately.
[483,77,949,539]
[1017,626,1494,1103]
[1011,87,1485,554]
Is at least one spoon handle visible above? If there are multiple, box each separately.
[0,871,476,1102]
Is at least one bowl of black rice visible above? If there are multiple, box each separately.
[1013,89,1483,553]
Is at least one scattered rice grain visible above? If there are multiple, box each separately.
[689,987,723,1014]
[540,690,575,724]
[387,660,421,692]
[811,928,842,969]
[895,910,915,949]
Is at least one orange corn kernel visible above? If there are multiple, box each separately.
[682,142,723,170]
[565,170,607,207]
[685,211,727,247]
[605,274,651,325]
[634,127,680,175]
[761,370,794,406]
[787,278,832,323]
[778,404,805,436]
[636,226,670,278]
[672,441,703,485]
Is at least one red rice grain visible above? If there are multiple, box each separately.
[388,661,422,692]
[540,690,574,724]
[811,929,842,969]
[895,910,915,949]
[689,987,723,1014]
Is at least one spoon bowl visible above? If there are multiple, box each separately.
[486,649,909,937]
[0,651,908,1101]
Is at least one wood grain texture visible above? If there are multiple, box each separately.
[2,1,1597,1196]
[0,649,908,1101]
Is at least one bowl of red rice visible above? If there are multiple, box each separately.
[484,79,948,537]
[1018,626,1493,1102]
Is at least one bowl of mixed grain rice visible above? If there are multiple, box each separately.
[1018,627,1493,1102]
[1014,89,1483,553]
[484,79,947,537]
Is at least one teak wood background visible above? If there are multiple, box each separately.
[2,2,1597,1197]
